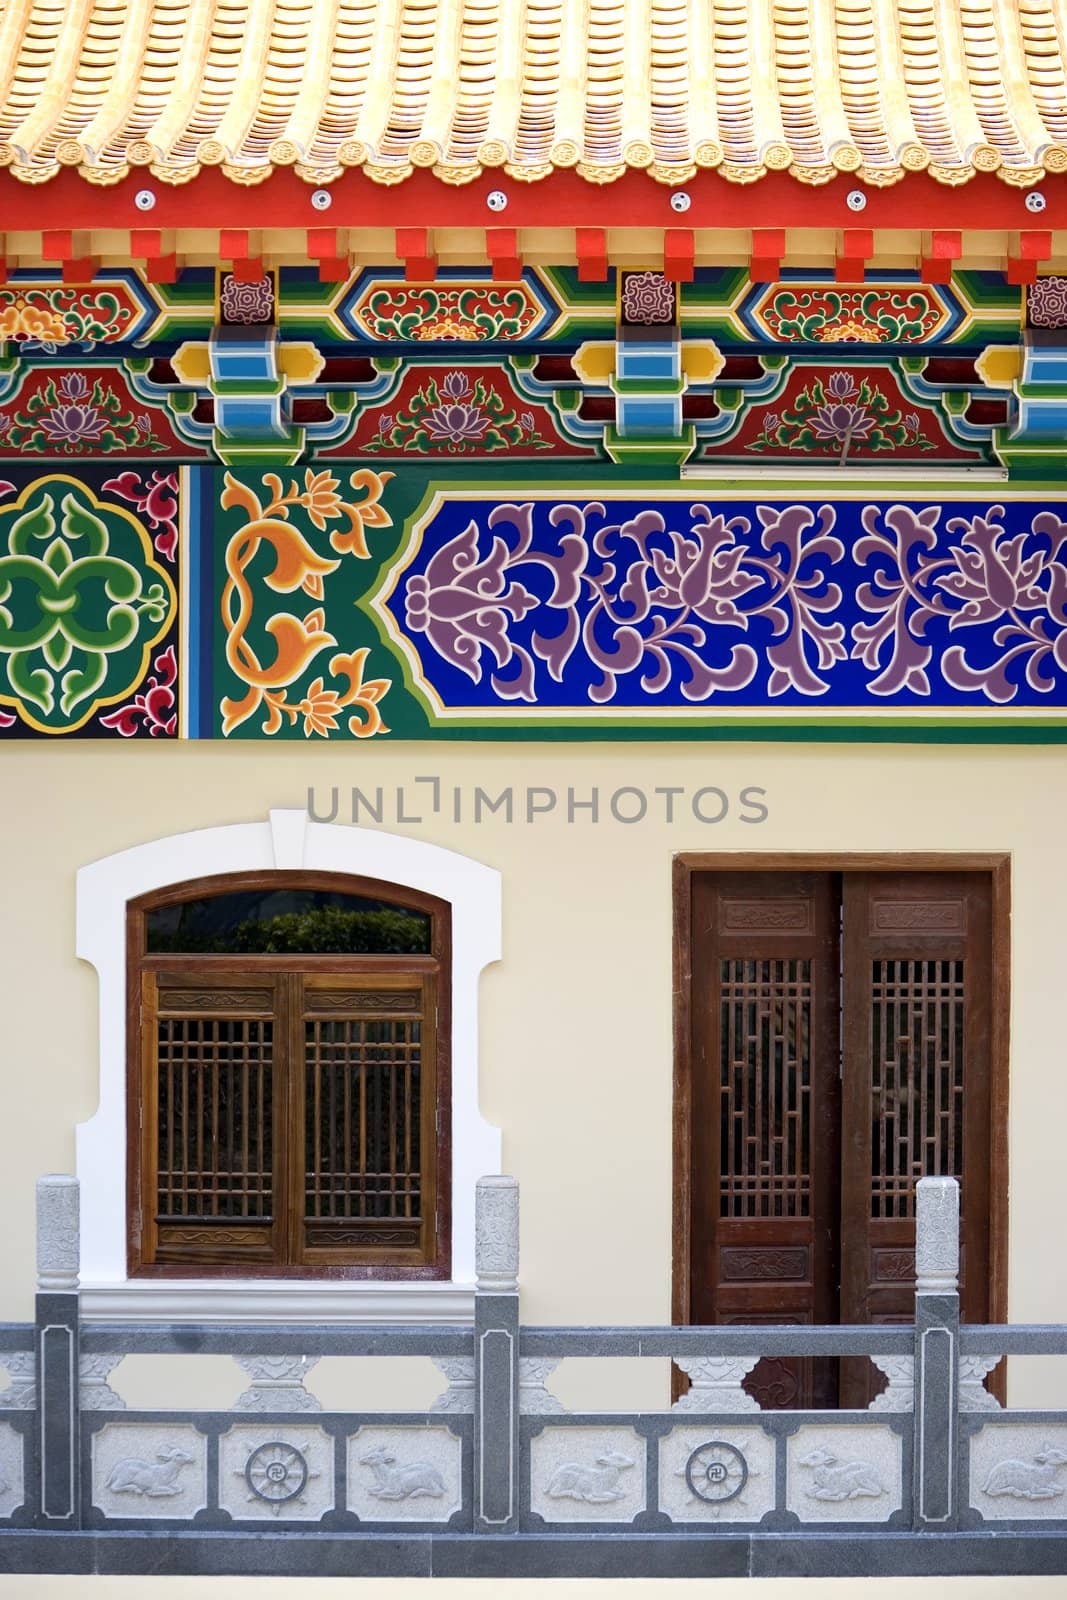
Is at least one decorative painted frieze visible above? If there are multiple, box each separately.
[2,467,1066,741]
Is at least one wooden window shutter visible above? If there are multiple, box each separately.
[296,972,436,1266]
[140,970,284,1269]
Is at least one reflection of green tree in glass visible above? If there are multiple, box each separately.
[150,906,430,955]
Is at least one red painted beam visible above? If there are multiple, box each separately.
[2,168,1066,239]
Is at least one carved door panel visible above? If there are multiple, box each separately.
[686,867,997,1411]
[689,873,841,1409]
[838,873,993,1406]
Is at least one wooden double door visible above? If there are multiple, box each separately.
[685,867,999,1408]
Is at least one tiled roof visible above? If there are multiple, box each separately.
[0,0,1065,191]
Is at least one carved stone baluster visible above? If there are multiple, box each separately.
[79,1354,125,1411]
[671,1356,761,1413]
[869,1355,914,1413]
[958,1355,1002,1413]
[430,1357,475,1414]
[519,1358,565,1415]
[0,1352,36,1410]
[234,1355,321,1412]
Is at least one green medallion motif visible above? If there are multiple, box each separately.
[0,476,176,732]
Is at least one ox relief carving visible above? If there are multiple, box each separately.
[530,1426,646,1524]
[969,1426,1067,1520]
[347,1426,462,1523]
[787,1426,901,1523]
[92,1424,207,1520]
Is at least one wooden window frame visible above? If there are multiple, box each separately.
[126,869,452,1282]
[672,852,1011,1336]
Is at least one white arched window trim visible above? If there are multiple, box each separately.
[75,810,501,1323]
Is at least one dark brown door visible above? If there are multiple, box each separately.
[687,868,994,1408]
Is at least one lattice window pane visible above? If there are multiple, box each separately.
[304,1001,423,1223]
[870,958,965,1219]
[719,958,812,1219]
[156,1017,274,1220]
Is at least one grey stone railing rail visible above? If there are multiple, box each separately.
[2,1168,1066,1579]
[519,1326,916,1356]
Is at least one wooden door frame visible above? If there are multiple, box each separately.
[672,851,1011,1338]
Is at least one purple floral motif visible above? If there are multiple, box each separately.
[377,414,394,438]
[520,411,535,433]
[621,270,677,325]
[441,371,471,402]
[220,273,275,325]
[40,370,107,445]
[135,413,153,435]
[1028,276,1067,329]
[810,402,876,457]
[853,503,1067,701]
[424,403,492,445]
[826,371,858,401]
[402,499,845,704]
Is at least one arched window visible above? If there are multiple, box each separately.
[127,871,451,1280]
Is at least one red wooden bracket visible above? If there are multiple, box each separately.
[131,229,179,283]
[750,228,785,282]
[835,228,873,282]
[1006,258,1038,286]
[42,229,73,262]
[1020,230,1053,261]
[396,227,436,281]
[487,227,522,280]
[930,230,962,259]
[577,226,608,282]
[920,258,953,283]
[219,228,249,261]
[232,256,264,283]
[664,228,695,283]
[304,230,350,281]
[62,258,99,283]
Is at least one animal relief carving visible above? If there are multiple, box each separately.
[982,1445,1067,1500]
[360,1445,446,1500]
[545,1451,634,1504]
[798,1446,885,1501]
[104,1445,194,1497]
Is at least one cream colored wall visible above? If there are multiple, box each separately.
[0,740,1066,1393]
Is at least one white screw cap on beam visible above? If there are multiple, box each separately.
[36,1174,80,1293]
[915,1176,960,1294]
[475,1175,519,1292]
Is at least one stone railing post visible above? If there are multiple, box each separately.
[35,1175,81,1527]
[912,1175,960,1530]
[473,1175,519,1533]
